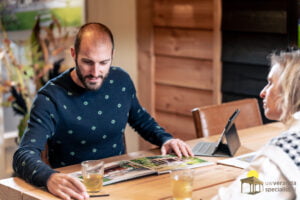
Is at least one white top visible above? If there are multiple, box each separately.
[212,112,300,200]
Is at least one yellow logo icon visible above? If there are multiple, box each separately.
[247,170,259,178]
[240,170,263,195]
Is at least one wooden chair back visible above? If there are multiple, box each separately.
[192,98,263,138]
[41,144,50,165]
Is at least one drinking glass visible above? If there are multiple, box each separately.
[81,160,104,193]
[170,169,194,200]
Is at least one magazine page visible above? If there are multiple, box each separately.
[70,160,156,186]
[216,152,257,169]
[129,154,214,174]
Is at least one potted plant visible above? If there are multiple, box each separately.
[0,15,74,143]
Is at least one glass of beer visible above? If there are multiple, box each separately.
[170,169,194,200]
[81,160,104,193]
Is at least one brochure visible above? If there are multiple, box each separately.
[70,160,155,186]
[216,152,257,169]
[129,154,214,174]
[70,155,213,185]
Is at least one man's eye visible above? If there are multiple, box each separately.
[84,60,93,65]
[100,61,109,65]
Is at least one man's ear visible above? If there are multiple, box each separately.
[71,48,75,59]
[112,49,116,59]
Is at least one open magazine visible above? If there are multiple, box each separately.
[70,155,213,185]
[216,152,257,169]
[129,155,213,174]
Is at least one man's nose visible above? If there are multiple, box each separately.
[90,65,103,77]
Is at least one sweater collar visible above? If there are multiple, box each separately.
[287,111,300,132]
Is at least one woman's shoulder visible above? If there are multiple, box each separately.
[269,130,300,169]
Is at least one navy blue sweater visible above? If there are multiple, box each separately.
[13,66,173,187]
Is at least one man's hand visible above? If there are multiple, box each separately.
[161,138,194,158]
[47,173,89,200]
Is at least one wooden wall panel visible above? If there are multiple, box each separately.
[155,56,213,90]
[137,0,156,150]
[137,0,155,114]
[212,0,222,104]
[138,0,221,149]
[154,28,213,59]
[155,84,213,116]
[222,62,268,96]
[222,32,287,65]
[222,10,287,33]
[221,0,296,124]
[153,0,213,29]
[155,111,196,140]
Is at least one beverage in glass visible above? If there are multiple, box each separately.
[81,160,104,193]
[171,169,194,200]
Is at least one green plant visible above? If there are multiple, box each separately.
[0,15,73,142]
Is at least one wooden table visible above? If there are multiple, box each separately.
[0,122,285,200]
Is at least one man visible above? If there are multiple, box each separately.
[13,22,193,200]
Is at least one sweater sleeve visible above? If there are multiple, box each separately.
[13,92,58,187]
[127,88,173,147]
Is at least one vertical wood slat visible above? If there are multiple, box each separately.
[212,0,222,104]
[222,32,287,65]
[222,10,287,33]
[153,0,213,29]
[156,111,196,140]
[137,0,155,114]
[137,0,157,150]
[154,28,213,59]
[155,84,213,116]
[155,56,213,90]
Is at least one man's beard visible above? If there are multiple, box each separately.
[75,64,108,91]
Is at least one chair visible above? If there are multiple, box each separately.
[41,144,50,165]
[191,98,263,138]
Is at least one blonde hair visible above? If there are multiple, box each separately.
[270,49,300,123]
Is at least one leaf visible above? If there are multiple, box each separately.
[18,113,30,141]
[10,86,27,115]
[43,26,55,49]
[30,15,41,50]
[52,15,62,34]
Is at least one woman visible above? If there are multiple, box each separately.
[213,49,300,199]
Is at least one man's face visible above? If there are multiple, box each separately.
[72,34,113,91]
[260,63,283,120]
